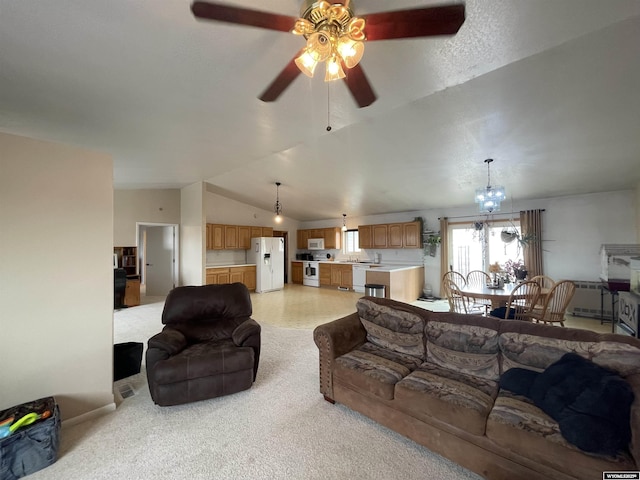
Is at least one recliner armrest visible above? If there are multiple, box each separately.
[232,318,261,346]
[148,328,187,355]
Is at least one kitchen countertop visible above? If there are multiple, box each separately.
[206,263,256,268]
[316,261,423,272]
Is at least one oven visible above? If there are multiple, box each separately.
[618,292,639,338]
[303,261,320,287]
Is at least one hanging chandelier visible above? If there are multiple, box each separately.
[274,182,283,223]
[341,213,347,231]
[475,158,505,213]
[292,1,365,82]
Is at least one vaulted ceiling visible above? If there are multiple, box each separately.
[1,1,639,220]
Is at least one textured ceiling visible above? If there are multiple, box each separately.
[1,0,639,220]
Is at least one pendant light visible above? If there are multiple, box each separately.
[474,159,505,213]
[274,182,283,223]
[341,213,348,232]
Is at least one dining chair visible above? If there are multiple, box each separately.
[445,280,484,315]
[532,280,576,326]
[529,275,556,310]
[442,271,466,300]
[466,270,492,314]
[502,281,542,321]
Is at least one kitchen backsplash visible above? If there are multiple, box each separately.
[206,249,247,266]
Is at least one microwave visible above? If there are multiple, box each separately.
[308,238,325,250]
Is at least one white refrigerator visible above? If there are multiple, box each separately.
[248,237,285,293]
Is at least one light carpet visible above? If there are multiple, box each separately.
[30,298,481,480]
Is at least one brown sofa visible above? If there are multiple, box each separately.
[146,283,261,406]
[313,297,640,480]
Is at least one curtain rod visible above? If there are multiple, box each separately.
[438,209,545,221]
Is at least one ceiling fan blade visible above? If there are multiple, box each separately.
[364,4,465,41]
[259,50,304,102]
[343,63,377,108]
[191,1,298,33]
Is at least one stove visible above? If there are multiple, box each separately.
[303,261,320,287]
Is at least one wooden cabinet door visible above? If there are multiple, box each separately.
[358,225,372,249]
[342,265,353,288]
[331,264,342,286]
[206,270,215,285]
[291,262,303,284]
[224,225,238,249]
[324,228,341,249]
[124,278,140,306]
[229,268,244,284]
[297,229,309,249]
[373,225,388,248]
[310,229,324,239]
[238,226,251,249]
[212,225,224,250]
[403,221,421,248]
[243,266,256,290]
[250,226,262,239]
[388,223,404,248]
[261,227,273,237]
[319,264,331,286]
[206,224,212,250]
[218,272,230,284]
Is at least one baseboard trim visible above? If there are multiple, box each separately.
[61,402,116,428]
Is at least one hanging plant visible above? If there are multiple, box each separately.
[501,230,518,244]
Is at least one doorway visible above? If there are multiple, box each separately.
[273,230,288,284]
[137,223,179,297]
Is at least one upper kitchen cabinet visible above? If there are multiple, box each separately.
[297,229,309,249]
[357,220,422,249]
[372,225,388,248]
[206,223,273,250]
[358,225,372,249]
[323,228,341,249]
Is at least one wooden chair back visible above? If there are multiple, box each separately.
[505,281,542,321]
[538,280,576,326]
[466,270,491,288]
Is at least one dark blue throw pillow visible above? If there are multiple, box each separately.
[499,368,540,397]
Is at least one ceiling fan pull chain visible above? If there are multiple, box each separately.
[326,83,332,132]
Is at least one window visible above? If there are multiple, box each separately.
[448,220,523,277]
[343,229,361,254]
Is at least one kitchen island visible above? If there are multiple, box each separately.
[205,263,256,291]
[365,264,424,303]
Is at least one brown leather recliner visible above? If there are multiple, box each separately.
[146,283,261,406]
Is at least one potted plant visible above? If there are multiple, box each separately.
[425,234,441,257]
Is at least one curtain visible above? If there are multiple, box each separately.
[520,209,544,277]
[439,217,450,295]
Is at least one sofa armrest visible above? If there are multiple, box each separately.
[232,318,261,381]
[232,318,261,346]
[148,328,187,355]
[627,373,640,467]
[313,312,367,401]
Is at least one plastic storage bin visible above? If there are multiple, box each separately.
[0,397,60,480]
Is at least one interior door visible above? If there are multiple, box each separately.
[145,225,175,296]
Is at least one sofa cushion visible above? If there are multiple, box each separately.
[154,340,254,384]
[334,342,422,401]
[395,363,499,435]
[425,318,500,381]
[486,390,637,477]
[356,298,426,360]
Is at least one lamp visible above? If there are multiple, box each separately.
[341,213,347,232]
[274,182,283,223]
[292,2,365,82]
[475,158,505,213]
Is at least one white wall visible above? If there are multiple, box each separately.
[113,189,180,246]
[0,132,114,420]
[180,182,205,286]
[636,182,640,243]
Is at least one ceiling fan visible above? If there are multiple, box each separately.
[191,1,465,108]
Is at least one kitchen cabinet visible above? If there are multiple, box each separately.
[403,221,421,248]
[319,263,331,286]
[330,264,352,289]
[310,229,324,239]
[297,229,309,249]
[357,221,422,249]
[206,266,256,291]
[251,226,263,239]
[372,225,388,248]
[388,224,403,248]
[291,261,303,284]
[323,227,341,249]
[238,226,251,249]
[224,225,238,249]
[261,227,273,237]
[207,224,224,250]
[358,225,372,249]
[124,277,140,306]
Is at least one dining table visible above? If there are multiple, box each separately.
[460,283,549,310]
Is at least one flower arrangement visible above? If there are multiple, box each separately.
[503,259,527,281]
[488,262,502,274]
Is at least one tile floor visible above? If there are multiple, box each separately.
[143,284,612,333]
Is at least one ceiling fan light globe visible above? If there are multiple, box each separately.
[337,38,364,68]
[324,57,346,81]
[295,51,319,77]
